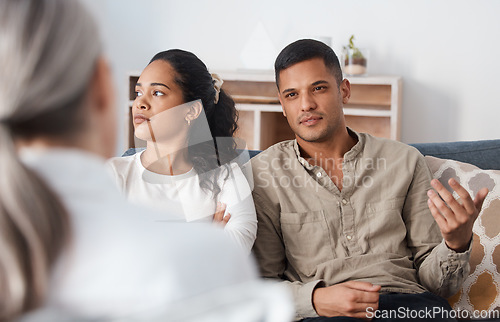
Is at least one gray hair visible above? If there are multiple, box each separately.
[0,0,101,319]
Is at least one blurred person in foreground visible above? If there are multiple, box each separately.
[0,0,292,321]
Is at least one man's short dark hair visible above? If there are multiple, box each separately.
[274,39,343,89]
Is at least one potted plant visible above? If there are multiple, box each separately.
[343,35,367,76]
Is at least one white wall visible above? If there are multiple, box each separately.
[82,0,500,153]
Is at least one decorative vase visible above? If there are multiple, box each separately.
[343,48,368,76]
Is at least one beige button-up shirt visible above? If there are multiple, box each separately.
[250,130,471,319]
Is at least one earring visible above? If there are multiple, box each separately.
[186,118,191,126]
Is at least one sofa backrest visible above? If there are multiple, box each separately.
[123,139,500,171]
[410,140,500,170]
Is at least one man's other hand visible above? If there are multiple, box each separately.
[312,281,381,320]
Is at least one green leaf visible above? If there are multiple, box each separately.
[345,34,365,59]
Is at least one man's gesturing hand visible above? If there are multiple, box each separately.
[427,178,488,252]
[312,281,381,320]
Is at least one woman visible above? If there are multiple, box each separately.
[0,0,290,320]
[107,50,257,253]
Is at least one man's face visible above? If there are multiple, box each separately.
[277,58,350,144]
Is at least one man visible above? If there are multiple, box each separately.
[250,39,488,321]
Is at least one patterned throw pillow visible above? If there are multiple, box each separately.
[425,156,500,318]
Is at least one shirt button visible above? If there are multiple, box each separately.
[316,172,322,178]
[342,199,348,205]
[346,235,352,241]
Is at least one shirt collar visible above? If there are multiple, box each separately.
[344,127,364,162]
[293,127,365,169]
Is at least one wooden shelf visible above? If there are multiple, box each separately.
[125,70,402,150]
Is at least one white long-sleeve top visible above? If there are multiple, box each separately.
[19,147,292,321]
[107,150,257,253]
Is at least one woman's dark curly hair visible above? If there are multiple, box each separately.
[149,49,238,198]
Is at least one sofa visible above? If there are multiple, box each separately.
[124,139,500,319]
[410,140,500,171]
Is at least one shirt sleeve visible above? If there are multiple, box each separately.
[219,163,258,254]
[252,190,322,319]
[403,155,471,297]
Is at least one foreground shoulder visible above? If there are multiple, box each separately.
[147,222,258,286]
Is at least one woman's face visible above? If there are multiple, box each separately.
[132,60,188,142]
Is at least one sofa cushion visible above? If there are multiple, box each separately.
[425,156,500,318]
